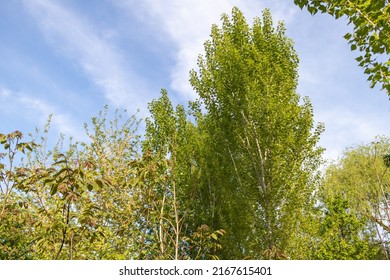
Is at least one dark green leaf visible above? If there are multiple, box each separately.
[87,184,94,191]
[50,185,58,195]
[94,179,103,188]
[344,33,352,40]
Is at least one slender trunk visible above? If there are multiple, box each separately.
[171,156,180,260]
[374,220,389,260]
[159,193,166,256]
[241,111,273,249]
[69,231,74,260]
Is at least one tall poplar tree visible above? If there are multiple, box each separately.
[189,7,324,259]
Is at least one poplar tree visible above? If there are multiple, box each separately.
[189,7,324,259]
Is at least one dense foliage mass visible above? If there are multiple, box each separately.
[1,7,389,259]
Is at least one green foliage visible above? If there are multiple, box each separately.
[141,90,225,259]
[0,131,37,259]
[1,110,141,259]
[323,136,390,259]
[384,153,390,167]
[183,225,226,260]
[314,196,381,259]
[2,7,387,260]
[0,195,34,260]
[294,0,390,95]
[189,7,324,259]
[0,104,225,260]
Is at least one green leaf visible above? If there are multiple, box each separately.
[355,56,363,62]
[53,160,67,166]
[344,33,352,40]
[87,183,94,191]
[293,0,390,95]
[24,143,33,152]
[78,169,85,179]
[50,185,58,195]
[94,179,103,188]
[294,0,308,9]
[53,167,72,178]
[0,134,6,144]
[307,6,317,15]
[210,233,218,240]
[43,178,55,185]
[318,5,327,13]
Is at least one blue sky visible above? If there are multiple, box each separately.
[0,0,389,161]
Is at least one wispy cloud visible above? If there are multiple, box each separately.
[120,0,232,99]
[120,0,296,100]
[22,0,147,112]
[287,11,390,161]
[0,86,82,139]
[318,106,390,160]
[0,87,11,98]
[14,0,386,163]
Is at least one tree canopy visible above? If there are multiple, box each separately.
[188,7,324,259]
[322,136,390,258]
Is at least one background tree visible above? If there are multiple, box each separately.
[294,0,390,95]
[2,109,143,259]
[0,131,36,259]
[189,7,324,259]
[0,104,225,260]
[313,196,381,259]
[141,90,224,259]
[323,136,390,259]
[79,107,142,259]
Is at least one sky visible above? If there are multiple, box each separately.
[0,0,389,162]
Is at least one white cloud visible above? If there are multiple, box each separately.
[0,86,82,139]
[18,96,75,136]
[0,88,11,97]
[120,0,296,100]
[22,0,147,112]
[119,0,389,163]
[15,0,386,163]
[318,107,390,161]
[120,0,232,99]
